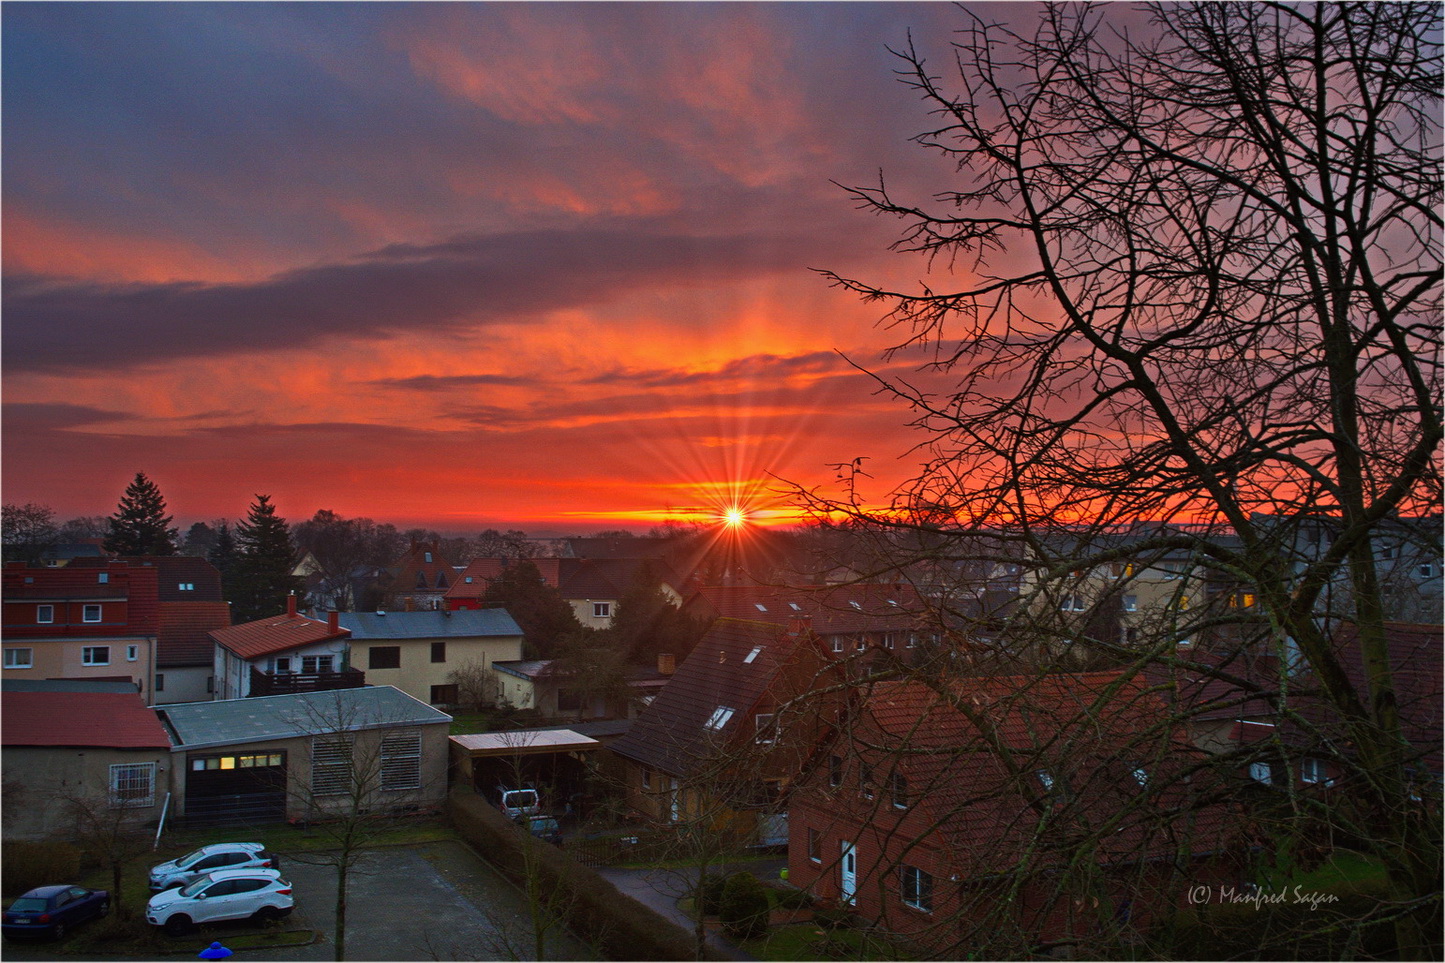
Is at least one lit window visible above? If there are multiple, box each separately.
[83,604,102,623]
[704,706,735,731]
[109,762,156,808]
[82,646,110,666]
[901,866,933,912]
[36,605,54,623]
[593,602,611,618]
[4,648,34,669]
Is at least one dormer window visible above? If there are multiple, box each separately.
[178,582,195,591]
[424,552,433,563]
[705,706,735,731]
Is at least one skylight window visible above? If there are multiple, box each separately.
[705,707,736,731]
[789,603,802,612]
[754,603,768,612]
[744,647,763,664]
[849,601,862,610]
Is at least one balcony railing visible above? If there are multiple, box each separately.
[249,666,365,697]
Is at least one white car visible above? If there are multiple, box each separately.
[149,843,278,892]
[146,868,292,935]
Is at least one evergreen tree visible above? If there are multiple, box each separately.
[207,520,239,616]
[102,472,178,556]
[480,559,584,659]
[609,562,709,665]
[231,495,304,623]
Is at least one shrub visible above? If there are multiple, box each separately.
[770,886,816,911]
[3,841,82,896]
[720,872,771,941]
[697,872,728,917]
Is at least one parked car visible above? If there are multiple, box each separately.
[146,868,293,936]
[522,815,562,844]
[2,885,109,941]
[497,787,541,820]
[149,842,279,891]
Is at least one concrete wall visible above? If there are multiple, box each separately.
[2,745,170,840]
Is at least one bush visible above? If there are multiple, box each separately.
[770,886,816,911]
[697,872,728,917]
[3,841,82,896]
[720,872,771,941]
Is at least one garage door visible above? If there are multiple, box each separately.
[185,750,287,826]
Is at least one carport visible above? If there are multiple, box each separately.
[451,728,600,815]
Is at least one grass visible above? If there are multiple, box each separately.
[744,922,904,962]
[1256,848,1386,892]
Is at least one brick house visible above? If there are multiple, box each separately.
[787,671,1242,956]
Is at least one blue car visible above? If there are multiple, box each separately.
[2,885,110,941]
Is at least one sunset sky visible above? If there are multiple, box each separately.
[3,2,995,533]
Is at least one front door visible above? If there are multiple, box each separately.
[839,840,857,904]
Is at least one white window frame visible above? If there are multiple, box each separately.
[1301,757,1329,785]
[831,636,844,653]
[593,602,611,618]
[4,648,34,669]
[82,604,102,623]
[82,645,111,666]
[36,604,54,624]
[754,713,776,744]
[301,654,334,674]
[109,762,156,808]
[901,865,933,912]
[704,706,735,731]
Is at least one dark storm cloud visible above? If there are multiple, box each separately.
[3,402,139,430]
[3,224,823,375]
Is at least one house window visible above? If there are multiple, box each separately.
[704,706,735,731]
[381,729,423,791]
[907,633,918,648]
[1060,595,1086,612]
[127,644,139,662]
[808,828,821,862]
[430,684,458,704]
[274,657,293,673]
[156,674,165,692]
[98,572,109,584]
[1418,564,1435,579]
[557,688,583,712]
[36,604,54,623]
[1122,595,1138,612]
[1132,766,1149,788]
[860,763,874,800]
[855,638,866,651]
[424,552,433,563]
[311,739,353,795]
[431,642,447,663]
[593,602,611,618]
[1249,761,1273,785]
[178,582,195,591]
[369,646,401,670]
[901,865,933,912]
[110,762,156,808]
[831,636,844,653]
[755,713,776,744]
[301,655,335,674]
[1301,758,1329,785]
[206,676,214,693]
[754,603,768,613]
[744,646,763,664]
[82,646,110,666]
[641,767,652,790]
[83,604,102,623]
[889,772,910,809]
[416,571,428,588]
[4,648,33,669]
[828,754,843,788]
[882,633,895,650]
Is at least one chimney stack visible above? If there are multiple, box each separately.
[287,593,297,617]
[658,653,675,676]
[328,610,339,632]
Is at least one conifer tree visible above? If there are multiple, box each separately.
[207,520,239,617]
[231,495,304,623]
[102,472,178,556]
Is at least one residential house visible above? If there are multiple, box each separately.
[156,686,451,826]
[335,608,524,707]
[386,540,458,612]
[491,655,672,720]
[1,560,159,703]
[608,618,842,846]
[211,596,356,699]
[2,680,172,839]
[787,671,1241,957]
[447,556,683,630]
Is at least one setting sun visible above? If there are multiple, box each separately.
[722,507,748,528]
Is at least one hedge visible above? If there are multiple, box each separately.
[446,788,729,961]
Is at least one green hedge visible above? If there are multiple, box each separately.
[446,788,728,961]
[719,872,770,942]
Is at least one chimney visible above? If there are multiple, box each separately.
[287,593,297,617]
[328,610,339,633]
[658,652,675,676]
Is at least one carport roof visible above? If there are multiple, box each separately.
[159,685,451,750]
[450,728,599,756]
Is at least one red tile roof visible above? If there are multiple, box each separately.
[2,690,170,749]
[157,601,233,666]
[210,613,348,660]
[687,582,928,635]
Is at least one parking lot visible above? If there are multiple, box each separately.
[4,839,597,962]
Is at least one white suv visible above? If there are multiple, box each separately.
[145,869,293,935]
[149,843,278,892]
